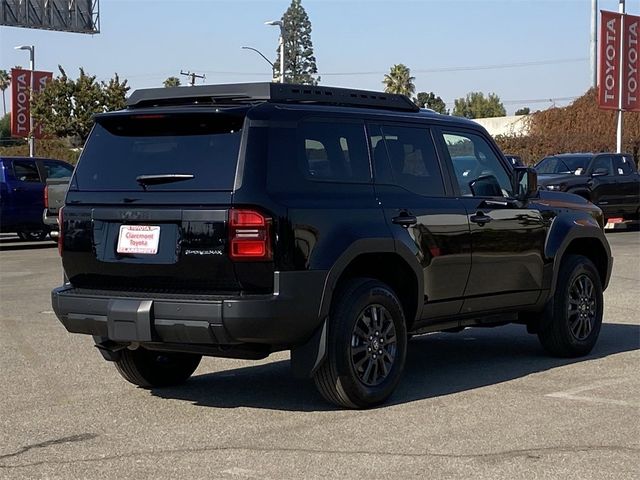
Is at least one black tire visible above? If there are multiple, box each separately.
[17,230,48,241]
[313,278,407,409]
[537,254,603,357]
[113,348,202,388]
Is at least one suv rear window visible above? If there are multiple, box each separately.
[73,113,244,191]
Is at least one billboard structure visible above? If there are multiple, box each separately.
[0,0,99,34]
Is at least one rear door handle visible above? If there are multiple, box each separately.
[392,214,418,228]
[470,212,492,226]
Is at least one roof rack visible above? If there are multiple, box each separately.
[126,82,419,112]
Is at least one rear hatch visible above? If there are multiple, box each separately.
[62,109,272,294]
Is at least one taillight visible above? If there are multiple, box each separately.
[58,206,64,256]
[44,185,49,209]
[229,208,272,261]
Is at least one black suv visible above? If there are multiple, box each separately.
[535,152,640,221]
[52,83,612,408]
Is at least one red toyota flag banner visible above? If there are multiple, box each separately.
[32,71,53,138]
[11,68,31,138]
[10,68,53,138]
[622,14,640,112]
[599,10,623,110]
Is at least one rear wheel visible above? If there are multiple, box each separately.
[114,348,201,388]
[537,255,603,357]
[17,230,48,241]
[313,278,407,409]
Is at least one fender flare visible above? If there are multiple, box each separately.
[544,214,612,294]
[291,237,422,378]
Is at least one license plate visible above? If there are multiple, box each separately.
[117,225,160,255]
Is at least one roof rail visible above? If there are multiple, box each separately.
[126,82,419,112]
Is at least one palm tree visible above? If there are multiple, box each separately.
[0,70,10,116]
[163,76,181,88]
[382,64,415,97]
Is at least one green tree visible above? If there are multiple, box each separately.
[0,113,11,145]
[414,91,448,114]
[0,70,10,116]
[515,107,530,116]
[102,74,129,111]
[453,91,506,119]
[382,64,415,97]
[273,0,319,85]
[31,66,129,146]
[163,76,181,88]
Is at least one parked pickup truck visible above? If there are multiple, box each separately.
[0,156,74,241]
[44,177,71,238]
[535,153,640,221]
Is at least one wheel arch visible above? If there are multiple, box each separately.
[318,239,423,330]
[545,215,612,293]
[291,239,422,379]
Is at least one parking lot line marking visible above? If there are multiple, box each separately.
[546,379,639,408]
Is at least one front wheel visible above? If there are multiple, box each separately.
[313,278,407,409]
[537,255,603,357]
[113,348,202,388]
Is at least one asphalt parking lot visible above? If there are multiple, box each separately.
[0,231,638,479]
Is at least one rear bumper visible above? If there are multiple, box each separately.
[51,271,328,348]
[42,209,59,230]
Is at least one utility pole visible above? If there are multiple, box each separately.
[616,0,625,153]
[180,70,206,87]
[590,0,598,88]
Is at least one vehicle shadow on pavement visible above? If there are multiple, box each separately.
[150,323,639,411]
[0,241,56,252]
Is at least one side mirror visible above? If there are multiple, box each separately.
[469,175,503,197]
[591,168,609,177]
[511,167,538,201]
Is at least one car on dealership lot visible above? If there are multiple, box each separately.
[52,83,612,408]
[0,156,74,241]
[535,152,640,221]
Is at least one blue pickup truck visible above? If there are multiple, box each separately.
[0,156,74,241]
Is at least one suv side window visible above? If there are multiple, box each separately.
[440,131,512,197]
[369,124,445,197]
[589,156,613,175]
[43,160,74,179]
[613,155,634,175]
[12,160,41,183]
[299,120,370,182]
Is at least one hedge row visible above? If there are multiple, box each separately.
[495,88,640,166]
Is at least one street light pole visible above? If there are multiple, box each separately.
[241,46,275,71]
[265,20,285,83]
[590,0,598,88]
[616,0,625,153]
[15,45,35,157]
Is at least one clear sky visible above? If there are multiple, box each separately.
[1,0,639,114]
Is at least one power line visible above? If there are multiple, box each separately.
[319,58,589,76]
[123,57,588,80]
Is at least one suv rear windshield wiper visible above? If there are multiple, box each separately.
[136,174,194,190]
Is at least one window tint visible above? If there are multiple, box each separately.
[441,131,511,197]
[73,114,243,191]
[12,160,41,183]
[371,125,445,196]
[590,156,613,175]
[299,120,370,182]
[613,156,634,175]
[43,161,74,179]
